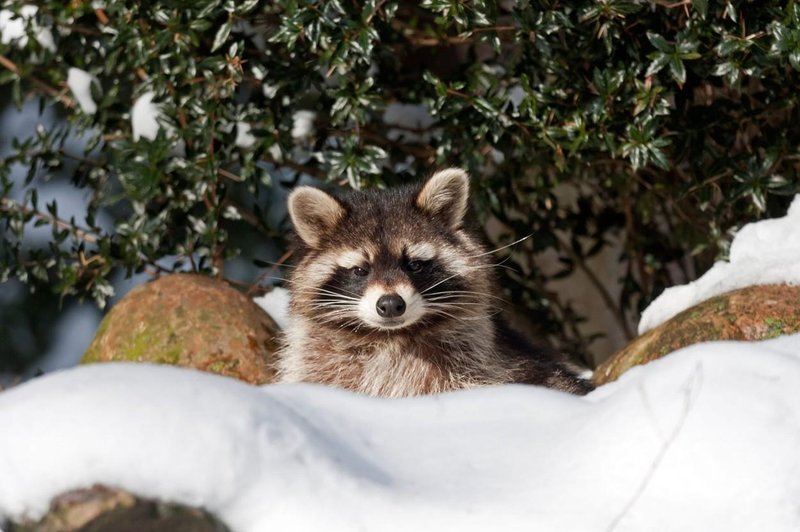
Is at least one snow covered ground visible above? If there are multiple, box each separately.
[2,335,800,531]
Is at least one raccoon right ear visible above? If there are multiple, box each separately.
[287,186,345,248]
[416,168,470,230]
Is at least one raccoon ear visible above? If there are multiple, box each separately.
[288,186,345,248]
[416,168,470,230]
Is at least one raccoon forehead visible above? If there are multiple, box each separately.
[403,242,437,261]
[335,250,368,268]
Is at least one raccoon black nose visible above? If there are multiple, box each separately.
[376,294,406,318]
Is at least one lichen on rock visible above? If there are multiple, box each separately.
[81,274,279,384]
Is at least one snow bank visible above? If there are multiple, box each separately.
[3,334,800,531]
[253,286,290,329]
[639,195,800,333]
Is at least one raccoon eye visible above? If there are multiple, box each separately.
[406,260,423,273]
[351,266,369,277]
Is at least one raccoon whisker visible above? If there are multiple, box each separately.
[312,304,358,312]
[428,308,502,322]
[312,306,358,313]
[425,309,482,323]
[467,262,520,274]
[313,311,356,319]
[426,290,509,304]
[489,263,520,274]
[290,285,362,299]
[257,275,293,284]
[425,292,489,302]
[420,268,511,298]
[311,299,359,305]
[463,233,533,259]
[311,286,363,299]
[300,287,361,300]
[460,261,520,275]
[259,260,297,268]
[419,271,466,295]
[314,313,360,326]
[425,302,492,310]
[427,303,503,315]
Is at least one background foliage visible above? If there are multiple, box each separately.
[2,0,800,372]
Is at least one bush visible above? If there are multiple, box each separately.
[1,0,799,370]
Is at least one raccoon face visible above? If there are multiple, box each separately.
[287,168,492,334]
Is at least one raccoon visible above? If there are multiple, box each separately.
[276,168,594,397]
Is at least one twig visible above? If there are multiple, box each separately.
[0,54,76,108]
[219,196,278,238]
[0,196,98,244]
[247,248,294,296]
[390,20,518,47]
[94,7,110,25]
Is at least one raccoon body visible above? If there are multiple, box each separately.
[277,168,593,397]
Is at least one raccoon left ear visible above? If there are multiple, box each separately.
[288,186,346,248]
[416,168,470,230]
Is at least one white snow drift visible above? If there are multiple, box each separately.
[3,333,800,531]
[639,195,800,333]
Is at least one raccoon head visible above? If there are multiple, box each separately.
[287,168,494,335]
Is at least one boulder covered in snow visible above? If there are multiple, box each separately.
[82,274,279,384]
[594,283,800,384]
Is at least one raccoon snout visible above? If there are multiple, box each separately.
[376,294,406,318]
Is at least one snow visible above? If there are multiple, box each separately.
[506,84,526,112]
[262,83,278,99]
[3,333,800,531]
[252,287,290,329]
[130,92,163,141]
[66,68,98,115]
[639,195,800,334]
[235,121,256,149]
[290,110,316,140]
[0,5,55,52]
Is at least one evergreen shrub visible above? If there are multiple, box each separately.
[2,0,799,368]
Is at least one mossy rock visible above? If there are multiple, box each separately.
[82,274,279,384]
[8,485,229,532]
[593,284,800,385]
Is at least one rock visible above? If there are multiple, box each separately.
[82,274,279,384]
[593,284,800,385]
[7,485,229,532]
